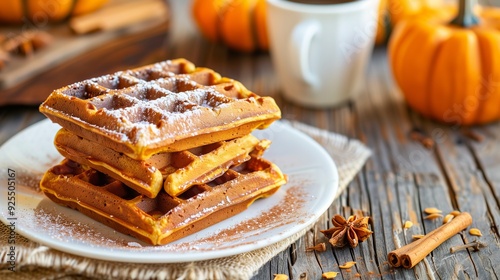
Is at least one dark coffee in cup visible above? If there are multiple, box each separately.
[287,0,355,4]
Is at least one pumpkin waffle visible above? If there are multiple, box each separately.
[40,157,287,245]
[39,58,281,160]
[54,128,271,198]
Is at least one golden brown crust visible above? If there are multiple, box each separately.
[54,129,271,198]
[38,58,285,245]
[39,58,281,160]
[40,158,286,245]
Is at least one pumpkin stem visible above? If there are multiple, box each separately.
[451,0,480,27]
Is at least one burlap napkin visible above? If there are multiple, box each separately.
[0,121,371,280]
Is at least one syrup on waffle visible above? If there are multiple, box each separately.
[40,158,286,245]
[39,58,281,160]
[54,128,271,198]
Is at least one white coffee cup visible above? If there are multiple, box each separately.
[266,0,379,107]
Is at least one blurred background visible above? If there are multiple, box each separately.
[0,0,499,107]
[3,2,500,279]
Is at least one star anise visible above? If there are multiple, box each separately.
[320,214,373,248]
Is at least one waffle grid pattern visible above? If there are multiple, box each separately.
[40,59,281,159]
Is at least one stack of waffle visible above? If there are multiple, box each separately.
[38,58,287,245]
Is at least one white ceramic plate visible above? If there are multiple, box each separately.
[0,119,338,263]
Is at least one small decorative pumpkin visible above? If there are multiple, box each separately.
[0,0,108,24]
[389,0,500,125]
[192,0,268,53]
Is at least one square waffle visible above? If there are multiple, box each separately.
[40,158,286,245]
[54,128,271,198]
[39,58,281,160]
[38,58,286,245]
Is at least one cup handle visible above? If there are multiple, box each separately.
[289,19,320,88]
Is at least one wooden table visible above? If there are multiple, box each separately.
[2,8,500,280]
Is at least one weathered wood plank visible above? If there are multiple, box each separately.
[413,173,478,278]
[362,49,442,175]
[289,230,324,279]
[364,171,399,279]
[380,172,414,279]
[310,214,340,274]
[466,125,500,230]
[346,174,380,278]
[392,173,428,278]
[427,127,500,278]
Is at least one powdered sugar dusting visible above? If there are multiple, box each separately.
[24,184,310,253]
[96,83,232,144]
[31,208,130,248]
[164,185,309,251]
[43,59,280,152]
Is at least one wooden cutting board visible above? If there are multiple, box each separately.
[0,0,170,106]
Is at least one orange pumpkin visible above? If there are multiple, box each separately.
[191,0,454,51]
[389,0,500,125]
[0,0,108,24]
[192,0,268,53]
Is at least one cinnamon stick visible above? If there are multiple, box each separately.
[387,234,427,267]
[388,212,472,269]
